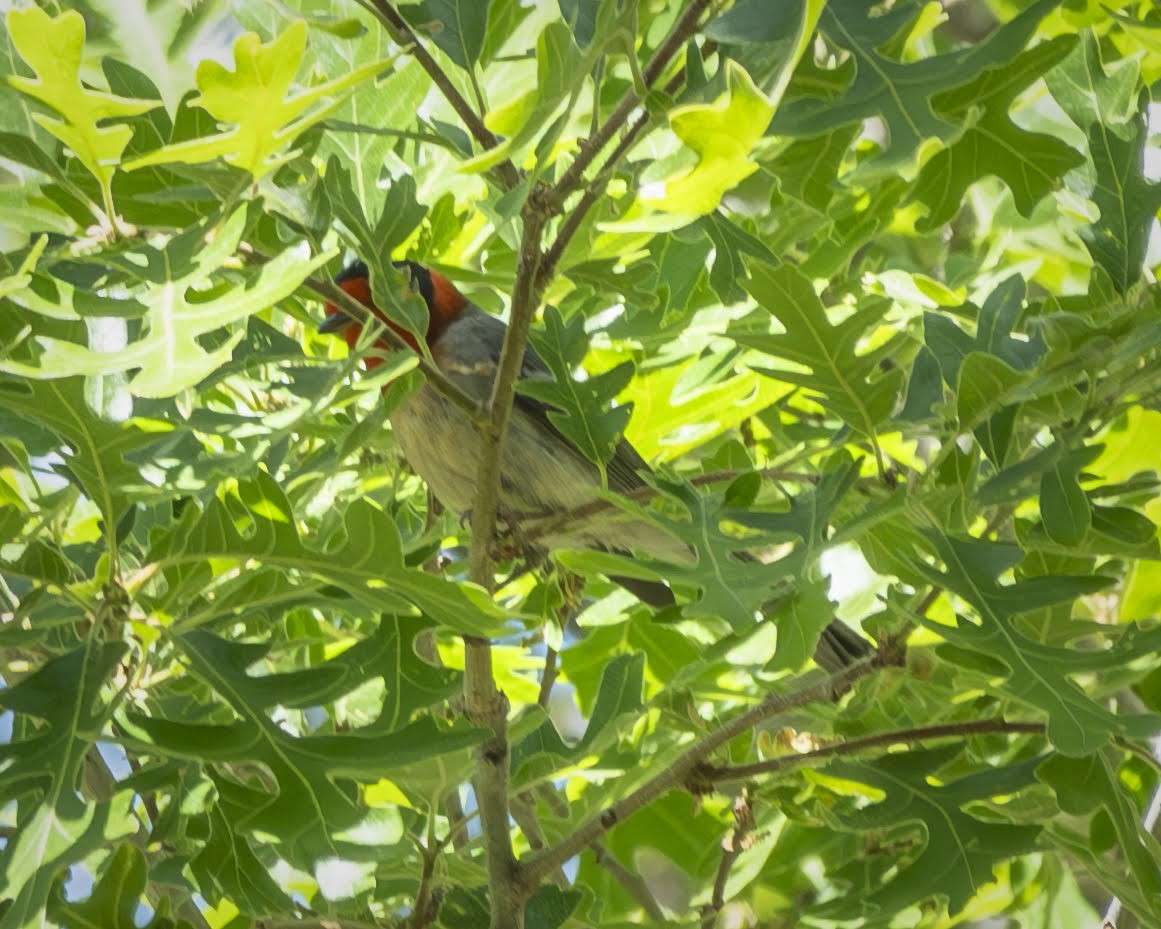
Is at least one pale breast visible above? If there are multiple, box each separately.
[391,385,691,563]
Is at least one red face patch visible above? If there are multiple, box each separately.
[324,275,420,363]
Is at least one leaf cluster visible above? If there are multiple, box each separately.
[1,2,1161,928]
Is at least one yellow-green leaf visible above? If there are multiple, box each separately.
[124,21,394,178]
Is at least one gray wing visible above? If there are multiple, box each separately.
[433,309,650,495]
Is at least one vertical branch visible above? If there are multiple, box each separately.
[463,637,522,928]
[462,203,549,929]
[701,791,755,927]
[467,208,550,588]
[377,4,718,925]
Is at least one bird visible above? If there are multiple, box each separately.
[320,259,872,672]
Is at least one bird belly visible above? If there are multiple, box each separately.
[391,386,690,562]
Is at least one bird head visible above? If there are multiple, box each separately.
[320,260,469,362]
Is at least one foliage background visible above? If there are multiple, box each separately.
[1,0,1161,927]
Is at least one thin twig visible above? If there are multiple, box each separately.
[702,791,756,927]
[707,719,1046,783]
[591,841,667,921]
[544,0,712,213]
[363,0,521,190]
[537,646,559,709]
[540,67,688,283]
[521,658,878,885]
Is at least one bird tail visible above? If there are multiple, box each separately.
[813,619,874,674]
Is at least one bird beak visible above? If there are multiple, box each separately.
[319,310,352,334]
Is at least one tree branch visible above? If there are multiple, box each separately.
[407,841,442,929]
[462,637,521,928]
[393,6,716,924]
[706,720,1047,784]
[362,0,521,190]
[544,0,712,213]
[467,207,549,588]
[539,67,688,284]
[537,646,559,709]
[521,658,877,885]
[510,793,568,888]
[442,789,470,853]
[459,204,551,929]
[518,466,830,547]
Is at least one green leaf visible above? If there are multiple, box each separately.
[512,652,643,784]
[467,18,587,175]
[147,470,508,636]
[47,844,194,929]
[563,456,858,635]
[911,36,1085,229]
[956,354,1026,433]
[771,0,1060,168]
[706,0,805,44]
[0,643,138,929]
[1081,111,1161,292]
[735,263,904,441]
[1039,750,1161,922]
[405,0,490,70]
[604,62,775,231]
[1044,34,1161,291]
[124,21,393,178]
[524,885,583,929]
[0,377,159,528]
[6,7,158,216]
[520,305,635,469]
[118,630,485,864]
[319,58,430,219]
[865,526,1161,754]
[2,208,335,397]
[927,276,1044,466]
[322,158,430,343]
[556,0,598,47]
[763,576,836,671]
[1040,454,1092,545]
[817,747,1043,917]
[192,801,295,913]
